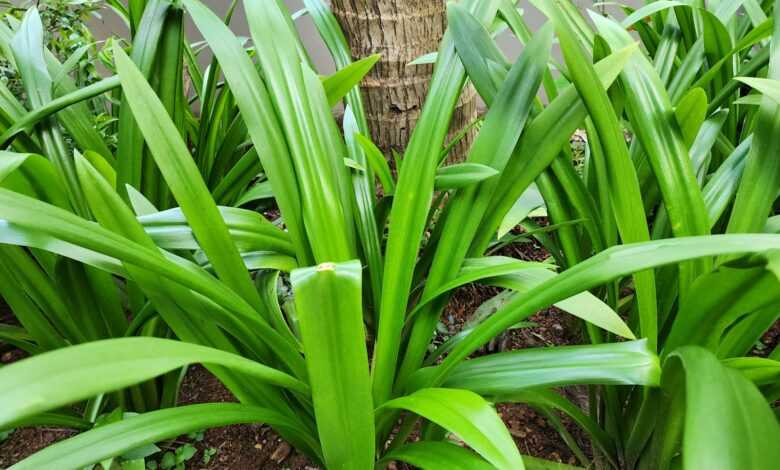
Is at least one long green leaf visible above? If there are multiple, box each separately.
[422,234,780,387]
[0,150,68,207]
[322,54,380,107]
[438,340,659,395]
[0,76,120,150]
[381,388,524,470]
[114,44,263,311]
[243,0,356,263]
[590,11,711,297]
[702,136,751,225]
[434,162,500,190]
[291,261,374,469]
[380,442,494,470]
[356,132,394,194]
[726,4,780,236]
[115,0,169,195]
[531,2,659,349]
[11,8,89,215]
[10,404,318,470]
[397,10,552,397]
[372,0,500,406]
[183,0,312,265]
[736,76,780,103]
[648,347,780,469]
[138,206,293,256]
[0,338,307,428]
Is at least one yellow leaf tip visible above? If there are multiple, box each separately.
[316,262,337,272]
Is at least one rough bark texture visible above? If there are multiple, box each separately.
[330,0,477,161]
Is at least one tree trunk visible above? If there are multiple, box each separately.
[330,0,477,161]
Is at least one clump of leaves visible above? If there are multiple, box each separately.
[201,447,217,465]
[158,443,197,470]
[1,0,102,95]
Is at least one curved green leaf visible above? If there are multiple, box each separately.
[649,347,780,469]
[439,340,659,395]
[409,257,549,318]
[425,234,780,387]
[591,12,711,295]
[0,76,119,150]
[10,403,318,470]
[355,132,394,195]
[497,185,544,239]
[621,1,685,28]
[380,388,524,470]
[702,136,751,225]
[674,87,708,148]
[114,44,263,311]
[139,206,293,256]
[724,357,780,386]
[322,54,380,107]
[725,6,780,237]
[434,162,500,190]
[380,441,494,470]
[183,0,311,264]
[0,338,308,428]
[449,2,509,104]
[488,270,635,340]
[372,0,500,406]
[736,76,780,103]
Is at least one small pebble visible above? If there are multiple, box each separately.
[510,428,527,438]
[271,442,292,463]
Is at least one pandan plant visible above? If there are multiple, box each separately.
[1,0,780,469]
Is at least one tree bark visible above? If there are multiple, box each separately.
[330,0,477,161]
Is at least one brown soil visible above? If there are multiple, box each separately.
[435,237,591,466]
[178,365,316,470]
[498,403,584,465]
[1,348,73,468]
[0,428,77,467]
[751,320,780,358]
[496,233,552,263]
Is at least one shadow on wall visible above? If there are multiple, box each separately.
[87,0,639,76]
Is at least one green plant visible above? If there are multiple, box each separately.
[0,427,13,443]
[0,0,780,469]
[1,0,104,108]
[200,446,217,465]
